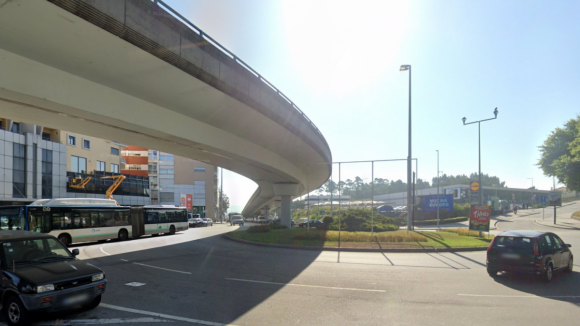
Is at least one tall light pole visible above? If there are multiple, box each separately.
[436,150,440,228]
[400,64,412,231]
[462,108,499,206]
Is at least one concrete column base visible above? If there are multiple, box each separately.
[280,195,292,228]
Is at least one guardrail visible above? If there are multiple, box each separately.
[152,0,325,140]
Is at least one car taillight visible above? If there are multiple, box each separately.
[533,238,540,256]
[487,236,496,252]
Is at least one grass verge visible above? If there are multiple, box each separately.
[227,228,492,249]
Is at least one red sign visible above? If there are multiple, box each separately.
[186,194,193,211]
[469,205,491,231]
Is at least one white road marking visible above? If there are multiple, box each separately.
[33,317,172,325]
[132,262,191,274]
[125,282,146,287]
[121,259,129,262]
[226,278,386,293]
[99,247,111,256]
[458,294,580,298]
[100,303,238,326]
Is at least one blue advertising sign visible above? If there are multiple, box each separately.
[540,196,546,205]
[418,194,454,212]
[320,210,326,215]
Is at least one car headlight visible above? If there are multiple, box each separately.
[37,284,55,293]
[92,273,105,282]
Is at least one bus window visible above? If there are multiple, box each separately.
[29,212,52,233]
[73,210,91,228]
[114,210,130,226]
[91,211,100,228]
[101,211,114,227]
[0,207,25,231]
[146,212,158,224]
[158,210,167,223]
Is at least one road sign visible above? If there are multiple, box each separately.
[548,192,562,206]
[540,196,547,205]
[470,181,480,192]
[320,210,326,215]
[469,205,491,232]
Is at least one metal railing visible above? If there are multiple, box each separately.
[152,0,326,142]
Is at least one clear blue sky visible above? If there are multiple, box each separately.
[165,0,580,212]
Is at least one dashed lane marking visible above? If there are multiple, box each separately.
[226,277,386,293]
[132,262,191,274]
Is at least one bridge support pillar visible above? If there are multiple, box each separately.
[273,183,300,228]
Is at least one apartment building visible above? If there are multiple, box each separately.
[121,145,148,177]
[60,131,150,206]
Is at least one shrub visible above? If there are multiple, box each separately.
[247,225,271,233]
[270,224,288,230]
[438,228,484,238]
[292,230,426,243]
[414,217,468,226]
[322,215,334,226]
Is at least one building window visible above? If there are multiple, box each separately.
[160,154,174,161]
[42,132,51,141]
[68,135,77,146]
[71,155,87,173]
[42,149,53,199]
[97,161,105,172]
[149,151,158,160]
[83,139,91,150]
[194,167,206,172]
[111,147,119,156]
[111,164,119,173]
[11,122,20,133]
[160,169,174,175]
[148,164,157,172]
[13,143,26,198]
[129,165,142,170]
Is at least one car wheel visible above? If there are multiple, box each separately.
[152,233,159,237]
[487,269,498,277]
[565,256,573,273]
[58,234,71,247]
[118,229,128,241]
[543,263,553,283]
[4,295,31,326]
[169,225,176,235]
[83,294,101,311]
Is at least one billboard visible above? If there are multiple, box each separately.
[186,194,193,210]
[180,194,186,207]
[417,194,454,212]
[469,205,491,232]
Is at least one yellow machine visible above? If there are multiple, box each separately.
[68,176,92,189]
[101,175,126,201]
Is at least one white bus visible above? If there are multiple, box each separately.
[25,198,188,246]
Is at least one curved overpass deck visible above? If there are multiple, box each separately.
[0,0,331,216]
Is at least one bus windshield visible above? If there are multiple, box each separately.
[29,211,53,233]
[0,207,26,231]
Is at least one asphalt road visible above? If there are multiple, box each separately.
[4,203,580,326]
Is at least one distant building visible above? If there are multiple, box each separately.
[373,184,550,206]
[121,145,148,177]
[148,150,217,219]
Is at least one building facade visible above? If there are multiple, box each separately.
[148,150,217,219]
[121,145,148,177]
[0,119,67,205]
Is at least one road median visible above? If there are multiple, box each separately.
[223,228,491,253]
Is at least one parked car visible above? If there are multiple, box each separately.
[188,217,204,228]
[377,205,394,213]
[487,230,573,282]
[203,218,213,227]
[298,220,325,228]
[231,215,244,226]
[0,231,106,325]
[257,216,267,224]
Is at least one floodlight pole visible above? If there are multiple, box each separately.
[436,150,439,229]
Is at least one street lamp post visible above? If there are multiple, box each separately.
[462,108,499,207]
[527,178,534,189]
[436,150,440,229]
[400,64,412,231]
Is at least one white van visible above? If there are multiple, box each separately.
[298,218,308,224]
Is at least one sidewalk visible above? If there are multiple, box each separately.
[534,213,580,230]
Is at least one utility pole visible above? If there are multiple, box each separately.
[436,150,440,229]
[220,167,223,223]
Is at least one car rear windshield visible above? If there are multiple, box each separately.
[493,236,534,250]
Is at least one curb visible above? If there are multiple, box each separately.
[222,234,488,253]
[533,219,580,231]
